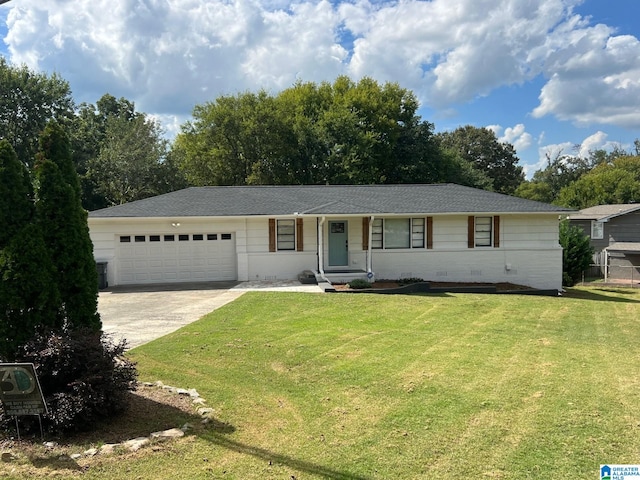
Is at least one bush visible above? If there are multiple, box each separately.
[348,279,372,289]
[559,220,593,287]
[5,328,138,434]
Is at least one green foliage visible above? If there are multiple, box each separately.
[347,279,373,289]
[0,57,75,166]
[556,156,640,208]
[398,277,424,285]
[11,328,137,433]
[35,123,101,331]
[0,140,33,247]
[174,76,485,188]
[0,140,62,359]
[437,125,525,194]
[559,220,594,286]
[71,94,182,209]
[0,223,62,360]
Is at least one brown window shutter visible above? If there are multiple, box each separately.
[296,218,304,251]
[426,217,433,249]
[467,216,475,248]
[493,216,500,248]
[268,219,276,252]
[362,217,370,250]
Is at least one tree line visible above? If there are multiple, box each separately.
[2,56,639,211]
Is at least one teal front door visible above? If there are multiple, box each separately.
[328,221,348,266]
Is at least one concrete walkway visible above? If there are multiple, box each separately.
[99,281,323,348]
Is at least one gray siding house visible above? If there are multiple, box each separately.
[568,204,640,281]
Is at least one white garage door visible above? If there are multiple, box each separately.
[116,232,237,285]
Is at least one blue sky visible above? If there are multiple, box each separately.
[1,0,639,177]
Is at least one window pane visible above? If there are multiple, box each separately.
[179,234,189,241]
[475,217,492,247]
[164,235,175,242]
[591,221,604,239]
[385,218,410,249]
[135,235,146,242]
[119,236,131,243]
[150,235,160,242]
[412,218,425,248]
[193,234,204,241]
[207,234,217,240]
[221,233,232,240]
[277,220,295,250]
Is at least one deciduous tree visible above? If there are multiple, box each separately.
[437,126,524,194]
[0,57,74,166]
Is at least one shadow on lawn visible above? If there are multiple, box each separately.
[564,288,640,303]
[201,432,370,480]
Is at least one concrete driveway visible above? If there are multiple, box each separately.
[99,280,323,349]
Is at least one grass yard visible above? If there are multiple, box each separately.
[4,287,640,479]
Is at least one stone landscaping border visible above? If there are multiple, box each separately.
[57,380,214,460]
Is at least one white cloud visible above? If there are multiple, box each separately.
[534,131,624,173]
[3,0,640,131]
[486,123,533,153]
[532,27,640,127]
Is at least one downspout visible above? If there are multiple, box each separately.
[318,216,328,282]
[604,247,609,283]
[367,215,374,278]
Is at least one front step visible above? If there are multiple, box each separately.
[314,270,373,284]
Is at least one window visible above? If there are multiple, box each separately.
[134,235,146,242]
[178,234,189,241]
[591,221,604,239]
[164,234,175,242]
[475,217,492,247]
[412,218,425,248]
[207,234,218,240]
[119,235,131,243]
[193,234,204,241]
[221,233,232,240]
[150,235,160,242]
[276,220,295,250]
[370,218,425,249]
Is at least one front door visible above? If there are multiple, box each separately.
[328,221,348,266]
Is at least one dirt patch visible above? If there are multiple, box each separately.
[0,384,208,476]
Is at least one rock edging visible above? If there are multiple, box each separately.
[64,380,214,460]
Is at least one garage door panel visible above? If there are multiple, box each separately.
[116,232,237,285]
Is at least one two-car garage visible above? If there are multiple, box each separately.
[115,231,237,285]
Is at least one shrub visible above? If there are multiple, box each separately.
[559,220,593,287]
[348,279,372,289]
[6,328,138,434]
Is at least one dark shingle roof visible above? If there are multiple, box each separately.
[569,204,640,221]
[88,184,572,218]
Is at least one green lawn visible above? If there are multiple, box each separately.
[10,288,640,479]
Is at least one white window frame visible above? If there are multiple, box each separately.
[591,220,604,240]
[475,216,493,247]
[371,218,425,249]
[276,219,296,251]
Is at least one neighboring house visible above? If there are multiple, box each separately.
[568,204,640,281]
[88,184,571,291]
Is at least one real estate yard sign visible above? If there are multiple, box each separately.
[0,363,47,416]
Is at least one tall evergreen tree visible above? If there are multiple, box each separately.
[35,123,100,331]
[0,140,61,359]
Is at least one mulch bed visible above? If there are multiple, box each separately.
[332,281,534,292]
